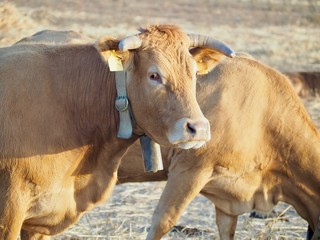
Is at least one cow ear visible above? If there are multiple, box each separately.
[95,36,121,62]
[190,47,226,75]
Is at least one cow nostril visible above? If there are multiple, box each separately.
[186,122,197,136]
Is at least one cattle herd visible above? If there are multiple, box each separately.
[0,25,319,240]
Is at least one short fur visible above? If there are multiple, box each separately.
[119,54,320,240]
[284,71,320,97]
[0,26,216,239]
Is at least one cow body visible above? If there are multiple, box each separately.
[119,55,320,239]
[0,42,132,238]
[0,26,230,239]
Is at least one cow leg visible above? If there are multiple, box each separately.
[0,176,27,240]
[311,217,320,240]
[20,230,51,240]
[0,217,23,240]
[146,167,212,240]
[311,227,320,240]
[307,225,313,240]
[215,207,237,240]
[0,198,26,240]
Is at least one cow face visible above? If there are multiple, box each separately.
[96,25,211,149]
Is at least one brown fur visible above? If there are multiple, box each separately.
[285,72,320,97]
[0,26,217,239]
[137,25,195,91]
[119,55,320,240]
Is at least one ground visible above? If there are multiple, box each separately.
[0,0,319,239]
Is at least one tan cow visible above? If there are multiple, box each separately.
[0,26,235,239]
[285,72,320,97]
[118,53,320,239]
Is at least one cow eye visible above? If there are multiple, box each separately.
[148,72,162,84]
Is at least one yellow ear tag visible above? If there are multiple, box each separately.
[108,51,123,72]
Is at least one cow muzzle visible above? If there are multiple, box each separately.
[167,117,211,149]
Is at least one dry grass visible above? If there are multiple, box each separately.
[1,0,319,239]
[53,181,312,239]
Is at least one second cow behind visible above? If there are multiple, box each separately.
[118,51,320,240]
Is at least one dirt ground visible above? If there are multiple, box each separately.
[0,0,319,239]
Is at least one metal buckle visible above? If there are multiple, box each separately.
[115,96,129,112]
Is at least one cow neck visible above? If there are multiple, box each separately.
[113,71,163,172]
[46,45,118,147]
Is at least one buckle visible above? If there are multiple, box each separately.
[115,96,129,112]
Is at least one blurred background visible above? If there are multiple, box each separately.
[1,0,319,71]
[1,0,319,239]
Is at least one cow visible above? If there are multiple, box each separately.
[0,26,235,240]
[284,72,320,97]
[117,53,320,239]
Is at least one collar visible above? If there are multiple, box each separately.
[114,71,163,172]
[110,55,163,172]
[115,71,133,139]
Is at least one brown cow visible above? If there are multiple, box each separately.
[118,53,320,240]
[0,26,235,239]
[285,72,320,97]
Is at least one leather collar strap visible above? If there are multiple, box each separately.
[114,71,163,172]
[115,71,133,139]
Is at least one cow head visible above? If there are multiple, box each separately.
[96,25,234,149]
